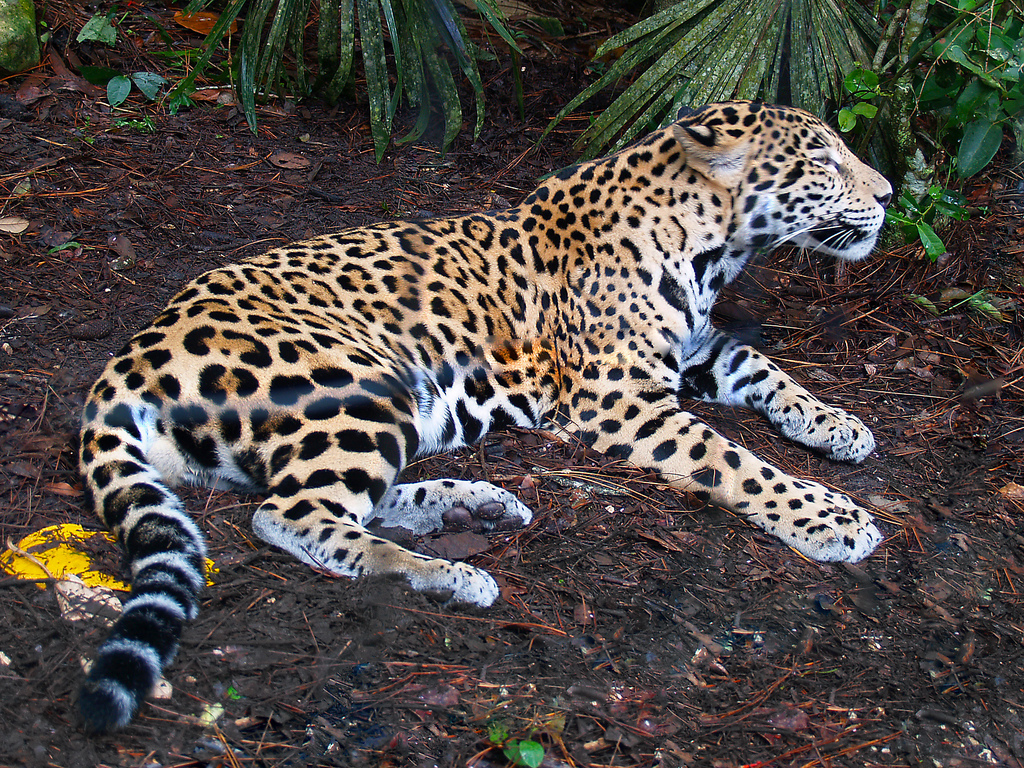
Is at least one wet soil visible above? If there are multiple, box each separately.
[1,4,1024,767]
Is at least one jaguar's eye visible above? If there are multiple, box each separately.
[812,152,842,171]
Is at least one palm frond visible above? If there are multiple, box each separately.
[169,0,520,158]
[547,0,882,159]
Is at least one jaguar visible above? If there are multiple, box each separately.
[77,101,891,732]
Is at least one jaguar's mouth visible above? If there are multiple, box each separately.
[797,221,881,261]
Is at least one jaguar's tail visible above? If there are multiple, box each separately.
[77,400,207,733]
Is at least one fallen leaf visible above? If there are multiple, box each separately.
[191,87,237,106]
[44,481,79,497]
[15,304,51,319]
[806,368,840,383]
[55,576,122,625]
[40,226,74,248]
[765,706,809,731]
[174,11,238,35]
[421,532,490,560]
[0,216,30,234]
[15,84,45,105]
[417,684,460,707]
[269,151,311,170]
[998,482,1024,500]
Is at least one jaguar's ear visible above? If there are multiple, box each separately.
[673,114,753,189]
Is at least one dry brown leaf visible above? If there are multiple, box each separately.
[55,576,122,626]
[191,87,236,106]
[44,481,79,497]
[173,11,238,35]
[998,481,1024,501]
[0,216,30,234]
[269,151,311,170]
[421,532,489,560]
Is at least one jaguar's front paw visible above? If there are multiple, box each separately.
[827,411,875,463]
[753,481,882,562]
[407,559,501,607]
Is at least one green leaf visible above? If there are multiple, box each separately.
[909,294,939,315]
[78,13,117,45]
[421,32,462,152]
[852,101,877,118]
[486,721,510,745]
[931,186,970,220]
[107,76,132,107]
[957,119,1003,178]
[532,17,564,36]
[504,740,544,768]
[843,67,879,94]
[884,209,914,226]
[318,0,355,103]
[968,296,1005,322]
[518,741,544,767]
[470,0,520,51]
[78,65,120,86]
[47,241,82,254]
[916,221,946,261]
[131,72,167,101]
[837,108,856,132]
[167,90,195,115]
[425,0,486,142]
[358,0,393,161]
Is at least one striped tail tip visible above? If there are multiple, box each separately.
[79,639,162,733]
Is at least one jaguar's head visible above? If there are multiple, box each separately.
[674,101,892,261]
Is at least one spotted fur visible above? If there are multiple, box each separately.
[77,102,891,732]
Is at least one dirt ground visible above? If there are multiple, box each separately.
[2,4,1024,767]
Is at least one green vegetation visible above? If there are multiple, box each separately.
[167,0,518,160]
[486,720,545,767]
[545,0,880,160]
[77,11,168,107]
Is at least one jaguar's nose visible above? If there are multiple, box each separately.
[876,190,891,208]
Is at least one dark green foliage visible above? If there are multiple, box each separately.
[168,0,519,160]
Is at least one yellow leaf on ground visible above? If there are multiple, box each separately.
[2,524,128,590]
[1,523,216,589]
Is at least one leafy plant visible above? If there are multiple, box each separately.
[77,11,170,107]
[107,72,168,107]
[114,115,157,133]
[837,67,881,133]
[167,0,520,160]
[77,11,118,45]
[486,721,545,768]
[909,288,1008,321]
[915,4,1024,178]
[545,0,881,159]
[885,184,970,261]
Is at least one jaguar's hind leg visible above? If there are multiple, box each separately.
[253,496,500,605]
[251,436,501,606]
[370,479,533,535]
